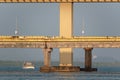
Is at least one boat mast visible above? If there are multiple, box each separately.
[81,17,85,36]
[15,17,19,35]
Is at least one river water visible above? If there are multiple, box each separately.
[0,63,120,80]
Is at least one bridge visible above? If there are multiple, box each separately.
[0,36,120,48]
[0,36,120,72]
[0,0,120,72]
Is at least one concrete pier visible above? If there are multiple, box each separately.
[50,66,80,72]
[40,48,53,72]
[84,48,97,71]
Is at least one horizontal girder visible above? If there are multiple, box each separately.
[0,41,120,48]
[0,36,120,48]
[0,0,120,3]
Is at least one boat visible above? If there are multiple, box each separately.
[23,62,35,69]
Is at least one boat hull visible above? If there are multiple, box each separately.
[23,66,35,69]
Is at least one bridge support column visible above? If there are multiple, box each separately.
[40,48,53,72]
[59,3,73,67]
[84,48,93,71]
[43,48,52,67]
[83,48,97,71]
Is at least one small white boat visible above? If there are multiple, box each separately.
[23,62,35,69]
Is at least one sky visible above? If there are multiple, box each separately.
[0,3,120,62]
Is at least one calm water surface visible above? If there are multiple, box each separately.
[0,64,120,80]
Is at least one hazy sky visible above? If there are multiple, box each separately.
[0,3,120,62]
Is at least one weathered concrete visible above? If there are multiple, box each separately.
[40,66,97,72]
[40,66,80,72]
[40,48,53,72]
[1,36,120,48]
[84,48,93,71]
[83,48,97,71]
[43,48,52,67]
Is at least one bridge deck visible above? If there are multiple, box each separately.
[0,36,120,48]
[0,36,120,42]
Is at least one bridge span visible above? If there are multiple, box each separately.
[0,35,120,72]
[0,36,120,48]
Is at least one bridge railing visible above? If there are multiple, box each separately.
[0,36,120,42]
